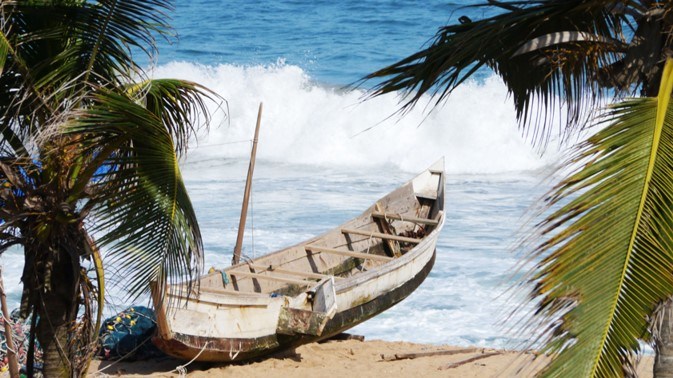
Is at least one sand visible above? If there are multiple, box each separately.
[86,339,654,377]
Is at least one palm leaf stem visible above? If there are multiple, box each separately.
[82,0,119,86]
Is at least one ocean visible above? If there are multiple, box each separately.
[1,0,562,349]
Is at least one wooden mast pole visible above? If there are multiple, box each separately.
[232,103,263,266]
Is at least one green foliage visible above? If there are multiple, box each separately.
[365,1,673,376]
[525,83,673,376]
[0,1,220,374]
[364,1,673,146]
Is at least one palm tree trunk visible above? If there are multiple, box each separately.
[655,300,673,377]
[32,243,81,377]
[40,323,71,377]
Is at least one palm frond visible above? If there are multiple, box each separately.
[128,79,221,155]
[75,0,174,86]
[0,4,58,124]
[521,59,673,377]
[362,0,639,146]
[64,89,203,300]
[0,0,173,98]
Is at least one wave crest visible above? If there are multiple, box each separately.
[151,61,557,174]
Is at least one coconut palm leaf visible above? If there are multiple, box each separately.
[129,78,219,155]
[363,0,656,145]
[34,0,173,90]
[0,1,219,374]
[63,88,206,300]
[0,14,52,140]
[0,0,174,108]
[522,59,673,377]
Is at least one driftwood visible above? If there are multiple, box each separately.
[381,347,479,361]
[438,351,502,370]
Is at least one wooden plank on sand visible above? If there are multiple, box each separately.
[381,347,479,361]
[438,351,502,370]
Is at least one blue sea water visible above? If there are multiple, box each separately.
[157,0,497,85]
[2,1,562,349]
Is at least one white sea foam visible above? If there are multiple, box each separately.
[150,61,560,174]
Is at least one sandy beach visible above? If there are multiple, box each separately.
[86,339,654,377]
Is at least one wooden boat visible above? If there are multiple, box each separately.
[151,159,446,362]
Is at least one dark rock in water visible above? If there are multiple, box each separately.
[98,306,166,361]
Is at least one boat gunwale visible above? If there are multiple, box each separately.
[194,165,445,299]
[179,212,443,302]
[224,164,442,272]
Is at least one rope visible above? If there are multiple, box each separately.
[171,341,209,376]
[229,341,241,360]
[1,313,13,326]
[91,341,209,377]
[365,232,374,254]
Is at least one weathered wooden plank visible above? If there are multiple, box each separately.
[371,211,439,226]
[341,228,422,244]
[438,351,502,370]
[229,270,314,286]
[170,283,272,301]
[248,263,342,281]
[277,307,330,336]
[305,245,393,262]
[165,290,270,307]
[374,202,401,258]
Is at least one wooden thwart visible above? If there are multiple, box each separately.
[371,211,439,226]
[341,228,422,244]
[247,263,342,281]
[229,270,313,286]
[305,245,393,262]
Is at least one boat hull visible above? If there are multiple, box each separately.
[152,250,436,362]
[151,159,446,362]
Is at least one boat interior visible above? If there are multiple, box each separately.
[171,168,444,299]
